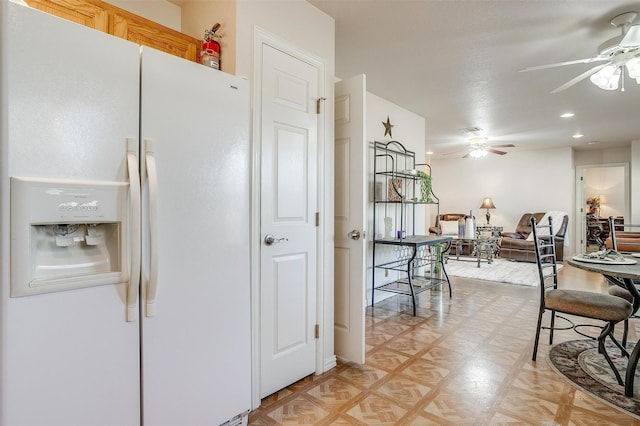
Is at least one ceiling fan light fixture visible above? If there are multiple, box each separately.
[469,148,488,158]
[626,57,640,81]
[590,64,621,90]
[469,136,488,145]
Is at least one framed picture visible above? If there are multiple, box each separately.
[388,178,403,201]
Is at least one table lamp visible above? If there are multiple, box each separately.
[479,197,496,224]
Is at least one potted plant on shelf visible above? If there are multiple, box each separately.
[416,170,434,203]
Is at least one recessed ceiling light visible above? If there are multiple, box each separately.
[426,151,434,155]
[560,112,575,118]
[587,141,597,145]
[573,133,584,139]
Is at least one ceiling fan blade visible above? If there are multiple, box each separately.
[486,149,507,155]
[443,148,469,156]
[550,63,610,93]
[488,144,515,148]
[520,57,607,72]
[621,24,640,47]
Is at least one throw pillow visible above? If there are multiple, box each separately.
[440,220,459,235]
[526,210,566,240]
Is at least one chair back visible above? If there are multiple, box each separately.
[530,216,559,303]
[608,216,640,254]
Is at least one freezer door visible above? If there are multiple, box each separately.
[1,3,140,426]
[140,47,251,425]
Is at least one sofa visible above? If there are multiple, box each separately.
[605,219,640,252]
[605,232,640,252]
[500,212,569,262]
[429,213,468,235]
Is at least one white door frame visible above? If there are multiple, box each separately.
[575,162,630,253]
[250,26,327,410]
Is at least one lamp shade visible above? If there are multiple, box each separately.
[479,197,496,209]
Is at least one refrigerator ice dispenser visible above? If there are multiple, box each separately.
[10,177,129,297]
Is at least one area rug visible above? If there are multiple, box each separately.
[549,339,640,419]
[444,258,559,286]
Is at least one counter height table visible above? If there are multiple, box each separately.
[567,256,640,397]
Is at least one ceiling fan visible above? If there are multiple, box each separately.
[520,11,640,93]
[445,137,515,158]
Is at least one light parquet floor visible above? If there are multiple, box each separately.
[248,262,640,425]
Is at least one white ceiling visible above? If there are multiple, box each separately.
[308,0,640,158]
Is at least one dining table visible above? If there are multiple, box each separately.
[567,254,640,397]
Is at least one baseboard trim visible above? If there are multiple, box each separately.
[323,355,337,372]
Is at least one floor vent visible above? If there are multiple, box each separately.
[219,411,248,426]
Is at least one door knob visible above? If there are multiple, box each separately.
[264,234,288,245]
[348,229,361,240]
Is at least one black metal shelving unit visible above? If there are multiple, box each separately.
[371,141,451,315]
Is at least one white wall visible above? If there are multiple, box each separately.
[574,147,631,166]
[234,0,337,384]
[585,166,626,219]
[430,147,575,254]
[366,92,426,304]
[106,0,181,30]
[633,140,640,223]
[574,146,634,248]
[367,91,427,235]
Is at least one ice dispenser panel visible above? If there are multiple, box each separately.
[11,177,128,297]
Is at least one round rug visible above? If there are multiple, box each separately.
[549,339,640,418]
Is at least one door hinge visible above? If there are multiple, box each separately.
[316,97,326,114]
[315,324,320,339]
[315,212,320,227]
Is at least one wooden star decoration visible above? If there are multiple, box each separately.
[382,116,394,138]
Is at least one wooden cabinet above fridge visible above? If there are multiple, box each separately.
[25,0,201,63]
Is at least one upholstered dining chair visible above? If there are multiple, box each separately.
[605,216,640,347]
[531,216,633,385]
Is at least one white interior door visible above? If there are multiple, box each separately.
[334,75,367,364]
[259,43,320,397]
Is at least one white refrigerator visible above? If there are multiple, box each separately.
[0,2,251,425]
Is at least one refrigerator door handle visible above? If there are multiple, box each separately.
[145,139,159,317]
[126,138,141,322]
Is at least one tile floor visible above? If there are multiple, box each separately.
[248,263,640,425]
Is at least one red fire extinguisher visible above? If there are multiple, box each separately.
[201,23,221,70]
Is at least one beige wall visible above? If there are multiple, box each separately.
[430,147,575,254]
[574,147,631,166]
[180,1,236,75]
[106,0,181,30]
[584,166,626,219]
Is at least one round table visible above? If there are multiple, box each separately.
[567,255,640,397]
